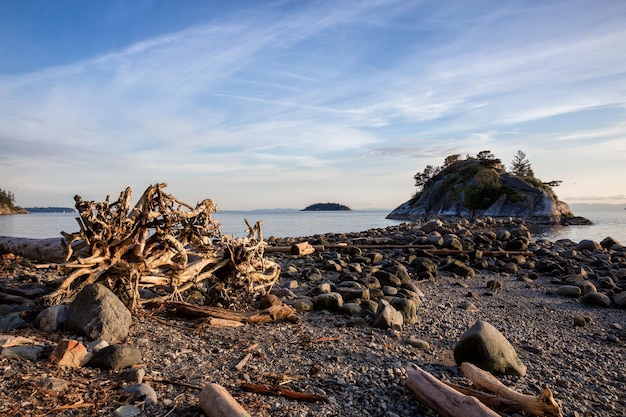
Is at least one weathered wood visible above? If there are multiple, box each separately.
[199,383,251,417]
[445,381,520,413]
[405,363,501,417]
[241,383,325,402]
[0,237,69,263]
[461,362,563,417]
[170,301,297,323]
[290,242,316,256]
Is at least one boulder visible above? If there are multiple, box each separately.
[66,284,132,344]
[372,300,403,329]
[453,320,527,376]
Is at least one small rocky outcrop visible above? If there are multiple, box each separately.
[302,203,351,211]
[387,156,590,225]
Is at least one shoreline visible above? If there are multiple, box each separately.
[0,218,625,416]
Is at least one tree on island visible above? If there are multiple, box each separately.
[509,150,534,177]
[302,202,351,211]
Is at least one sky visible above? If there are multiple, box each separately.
[1,0,625,211]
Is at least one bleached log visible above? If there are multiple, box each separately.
[461,362,563,417]
[405,363,501,417]
[199,383,251,417]
[290,242,316,256]
[0,237,68,262]
[170,302,297,323]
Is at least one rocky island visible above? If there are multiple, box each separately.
[302,202,351,211]
[387,150,590,225]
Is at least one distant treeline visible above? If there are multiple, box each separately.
[302,202,351,211]
[25,207,76,213]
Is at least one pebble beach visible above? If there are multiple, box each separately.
[1,218,625,416]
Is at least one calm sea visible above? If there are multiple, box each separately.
[0,204,624,244]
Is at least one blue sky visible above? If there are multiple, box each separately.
[1,0,625,210]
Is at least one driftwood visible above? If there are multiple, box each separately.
[405,363,501,417]
[406,362,563,417]
[199,383,251,417]
[1,184,280,312]
[461,362,563,417]
[170,301,298,324]
[241,383,325,402]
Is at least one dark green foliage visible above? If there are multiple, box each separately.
[0,188,15,206]
[509,150,534,177]
[302,203,351,211]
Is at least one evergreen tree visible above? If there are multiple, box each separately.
[509,150,534,177]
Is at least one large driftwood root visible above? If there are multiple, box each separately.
[3,184,279,312]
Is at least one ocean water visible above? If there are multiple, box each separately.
[0,204,624,244]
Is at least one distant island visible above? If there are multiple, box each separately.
[25,207,76,213]
[302,203,351,211]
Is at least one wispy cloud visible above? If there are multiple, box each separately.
[1,0,625,208]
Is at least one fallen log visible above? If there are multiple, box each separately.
[199,383,251,417]
[405,363,501,417]
[0,237,70,263]
[169,301,298,324]
[461,362,563,417]
[445,381,520,414]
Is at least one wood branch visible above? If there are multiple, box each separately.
[461,362,563,417]
[290,242,316,256]
[404,363,501,417]
[199,383,251,417]
[170,302,297,324]
[444,381,521,413]
[241,383,325,402]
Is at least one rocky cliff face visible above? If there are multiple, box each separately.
[387,159,588,225]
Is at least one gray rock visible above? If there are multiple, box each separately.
[374,271,402,287]
[453,320,527,376]
[1,345,44,361]
[372,300,403,329]
[35,304,68,332]
[313,292,344,311]
[360,300,379,315]
[309,282,332,296]
[88,344,142,371]
[66,283,132,344]
[0,312,28,330]
[575,239,602,252]
[404,338,430,350]
[340,303,362,315]
[390,297,419,325]
[337,286,370,301]
[113,405,142,417]
[580,292,611,308]
[441,259,475,278]
[124,383,158,405]
[288,297,314,312]
[558,285,582,297]
[614,292,626,308]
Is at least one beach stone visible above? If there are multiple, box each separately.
[382,285,398,296]
[459,301,479,312]
[66,283,131,344]
[405,338,430,350]
[0,311,28,330]
[390,297,419,325]
[340,303,362,315]
[88,344,142,371]
[309,282,332,296]
[35,304,68,332]
[441,259,475,278]
[573,314,588,327]
[453,320,527,376]
[359,276,381,289]
[124,383,158,405]
[372,300,403,329]
[48,339,88,367]
[580,292,611,308]
[337,286,370,301]
[501,262,518,274]
[558,285,582,297]
[360,300,379,315]
[313,292,344,311]
[401,282,424,296]
[421,219,442,233]
[411,257,438,275]
[576,240,602,252]
[120,368,146,384]
[288,297,314,312]
[1,345,44,361]
[113,405,142,417]
[600,237,622,249]
[367,252,385,264]
[374,271,402,287]
[614,292,626,308]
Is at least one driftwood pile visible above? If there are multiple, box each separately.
[12,184,280,312]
